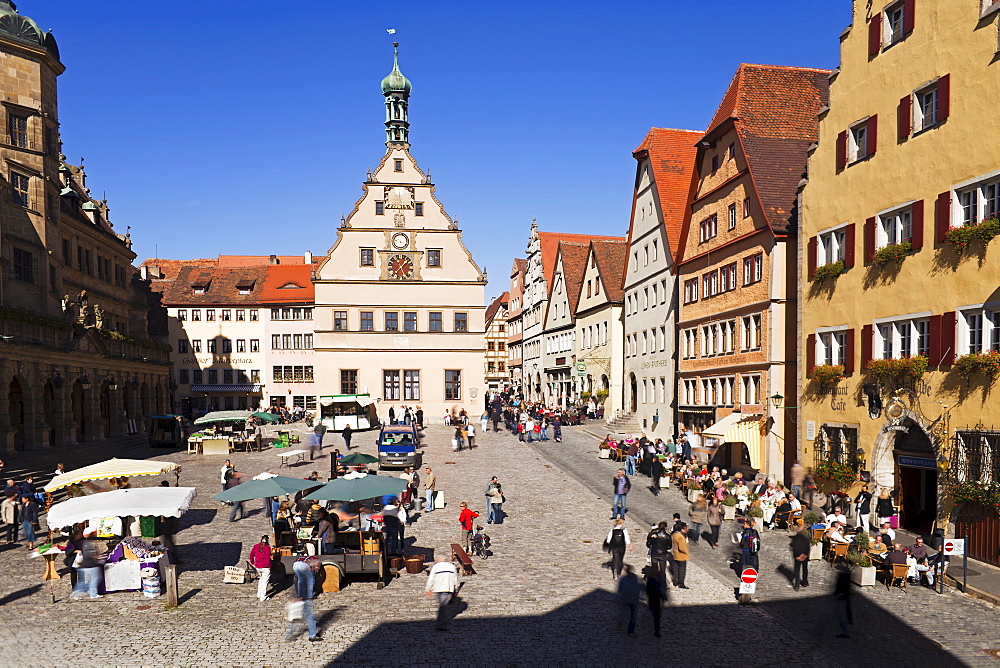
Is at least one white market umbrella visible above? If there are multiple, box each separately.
[46,487,197,528]
[44,458,178,492]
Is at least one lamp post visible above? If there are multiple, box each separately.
[770,393,784,410]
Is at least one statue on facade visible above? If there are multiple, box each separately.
[94,305,105,329]
[394,210,406,228]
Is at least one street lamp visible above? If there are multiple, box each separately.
[770,393,784,410]
[936,452,951,472]
[80,374,91,391]
[855,446,867,470]
[108,377,118,391]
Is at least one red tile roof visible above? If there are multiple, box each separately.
[510,257,527,277]
[589,239,629,304]
[632,128,701,260]
[706,64,830,234]
[554,241,593,318]
[485,292,509,324]
[218,255,317,267]
[155,265,269,306]
[260,264,314,304]
[538,231,623,286]
[139,258,217,281]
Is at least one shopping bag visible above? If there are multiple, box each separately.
[286,600,304,621]
[888,515,899,529]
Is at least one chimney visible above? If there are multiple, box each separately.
[269,255,279,265]
[139,265,148,280]
[148,265,161,279]
[304,251,313,264]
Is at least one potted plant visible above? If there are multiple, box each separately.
[810,364,845,389]
[848,531,876,586]
[595,389,609,404]
[873,239,912,266]
[747,503,764,533]
[598,440,611,459]
[686,480,702,503]
[722,494,738,520]
[801,511,824,560]
[954,351,1000,384]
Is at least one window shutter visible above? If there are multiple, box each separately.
[866,115,878,156]
[844,223,856,267]
[897,94,912,141]
[940,311,956,365]
[937,73,950,122]
[836,131,847,171]
[864,217,876,264]
[868,13,882,57]
[844,328,856,375]
[928,314,942,365]
[807,236,818,278]
[861,324,873,369]
[935,191,952,243]
[903,0,915,34]
[806,333,816,377]
[910,200,924,250]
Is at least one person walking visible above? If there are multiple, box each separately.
[292,555,320,600]
[227,469,245,522]
[415,406,424,429]
[789,460,805,500]
[854,484,873,533]
[791,526,811,591]
[249,536,273,601]
[706,496,724,549]
[644,568,668,638]
[485,477,503,524]
[645,521,671,573]
[802,468,817,508]
[342,424,353,451]
[458,502,479,551]
[19,495,38,549]
[611,469,631,520]
[285,596,321,642]
[220,460,232,496]
[671,522,690,588]
[552,415,562,442]
[833,566,853,638]
[308,430,321,462]
[1,493,17,543]
[688,493,707,545]
[617,564,642,637]
[738,518,761,572]
[70,538,104,600]
[876,488,895,527]
[253,421,265,452]
[605,519,631,580]
[313,423,327,452]
[426,555,459,631]
[466,422,476,449]
[423,466,437,513]
[388,406,396,426]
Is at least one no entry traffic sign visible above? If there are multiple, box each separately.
[943,538,965,556]
[741,568,758,584]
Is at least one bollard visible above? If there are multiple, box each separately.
[165,564,179,607]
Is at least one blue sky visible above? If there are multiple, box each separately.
[29,1,849,301]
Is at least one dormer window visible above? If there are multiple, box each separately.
[236,279,255,295]
[192,279,210,295]
[278,282,302,289]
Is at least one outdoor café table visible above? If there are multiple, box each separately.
[278,449,308,468]
[30,545,63,580]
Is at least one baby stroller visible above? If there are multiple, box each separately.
[470,525,491,559]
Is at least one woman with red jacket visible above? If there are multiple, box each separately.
[458,502,480,552]
[249,535,272,602]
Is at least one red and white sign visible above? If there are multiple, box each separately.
[741,568,758,584]
[943,539,965,556]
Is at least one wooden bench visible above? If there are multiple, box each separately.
[450,543,476,575]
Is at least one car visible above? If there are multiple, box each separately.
[376,424,420,469]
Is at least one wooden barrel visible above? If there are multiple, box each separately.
[362,539,379,555]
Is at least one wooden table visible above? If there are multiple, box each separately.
[278,449,308,468]
[41,550,60,580]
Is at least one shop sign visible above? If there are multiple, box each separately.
[805,421,816,441]
[898,456,936,469]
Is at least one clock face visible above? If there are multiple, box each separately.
[388,254,414,279]
[391,233,409,250]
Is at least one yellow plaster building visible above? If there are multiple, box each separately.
[800,0,1000,563]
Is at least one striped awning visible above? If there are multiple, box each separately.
[699,413,763,469]
[44,458,178,492]
[190,384,262,393]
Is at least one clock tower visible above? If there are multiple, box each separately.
[314,44,487,420]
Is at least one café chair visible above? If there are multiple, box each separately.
[827,542,849,567]
[887,563,909,593]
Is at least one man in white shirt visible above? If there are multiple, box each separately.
[788,494,802,511]
[827,522,852,545]
[220,460,232,495]
[879,522,896,545]
[425,556,459,631]
[826,507,847,526]
[466,423,476,448]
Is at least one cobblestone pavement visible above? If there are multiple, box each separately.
[530,425,1000,667]
[0,423,993,666]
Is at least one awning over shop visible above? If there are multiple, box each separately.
[190,384,262,393]
[44,458,179,492]
[319,394,374,407]
[697,412,763,469]
[47,487,197,527]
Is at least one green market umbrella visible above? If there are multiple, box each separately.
[304,474,407,502]
[211,476,320,503]
[339,453,379,465]
[252,411,281,423]
[193,410,252,426]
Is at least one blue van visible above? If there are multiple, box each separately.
[377,424,420,469]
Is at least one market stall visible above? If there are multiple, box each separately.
[44,458,179,493]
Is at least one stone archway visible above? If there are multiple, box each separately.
[8,377,26,451]
[875,407,941,534]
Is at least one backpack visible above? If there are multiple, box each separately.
[604,527,626,552]
[740,529,760,554]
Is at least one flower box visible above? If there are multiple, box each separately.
[873,240,912,267]
[810,260,845,283]
[954,351,1000,382]
[723,505,736,521]
[943,217,1000,255]
[598,449,610,459]
[810,364,845,388]
[866,355,928,382]
[659,476,670,489]
[688,489,701,503]
[809,542,824,561]
[850,565,877,587]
